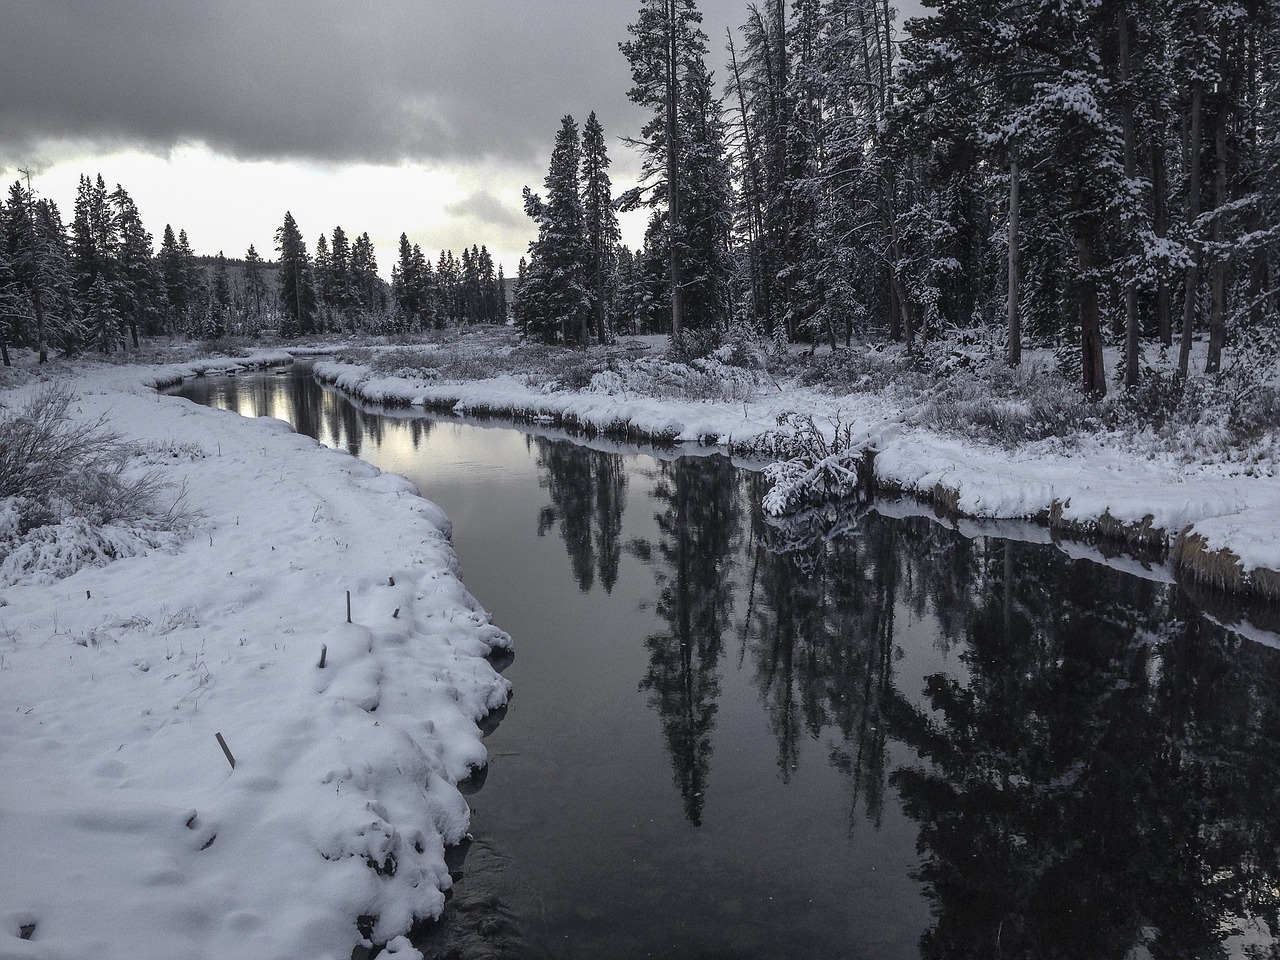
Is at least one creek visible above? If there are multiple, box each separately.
[173,362,1280,960]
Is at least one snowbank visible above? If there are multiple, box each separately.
[0,358,511,960]
[310,354,1280,598]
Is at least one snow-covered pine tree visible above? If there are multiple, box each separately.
[522,115,591,345]
[275,211,316,337]
[581,111,621,345]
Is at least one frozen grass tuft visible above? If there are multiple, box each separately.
[0,382,197,584]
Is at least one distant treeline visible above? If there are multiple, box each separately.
[0,173,506,362]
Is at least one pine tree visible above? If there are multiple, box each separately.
[275,211,316,337]
[392,232,420,330]
[622,0,732,339]
[522,115,591,344]
[314,233,333,328]
[83,273,121,352]
[581,111,622,345]
[210,251,231,339]
[242,244,267,331]
[110,185,161,345]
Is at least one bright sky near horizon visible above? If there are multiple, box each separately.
[1,0,922,279]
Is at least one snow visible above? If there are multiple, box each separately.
[2,338,1278,957]
[0,356,509,960]
[308,352,1280,582]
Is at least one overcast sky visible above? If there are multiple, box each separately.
[1,0,922,277]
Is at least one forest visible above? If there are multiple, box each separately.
[517,0,1280,399]
[3,0,1278,402]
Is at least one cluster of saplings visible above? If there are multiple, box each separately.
[514,0,1280,397]
[0,173,507,363]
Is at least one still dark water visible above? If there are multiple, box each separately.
[173,364,1280,960]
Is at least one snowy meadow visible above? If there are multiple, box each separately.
[1,328,1278,959]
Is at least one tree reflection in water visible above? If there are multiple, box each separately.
[534,437,628,594]
[746,486,1280,960]
[529,444,1280,956]
[634,456,741,826]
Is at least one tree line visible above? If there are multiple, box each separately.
[515,0,1280,396]
[0,174,507,361]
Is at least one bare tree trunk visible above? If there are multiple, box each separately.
[665,0,684,340]
[1178,55,1205,377]
[1118,1,1140,388]
[1007,143,1022,366]
[1077,229,1107,397]
[1152,136,1173,345]
[1206,30,1230,373]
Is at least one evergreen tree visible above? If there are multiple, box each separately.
[522,115,591,344]
[83,273,121,352]
[581,111,621,345]
[210,251,231,339]
[110,185,161,344]
[242,243,268,331]
[622,0,733,339]
[275,211,316,337]
[350,232,381,321]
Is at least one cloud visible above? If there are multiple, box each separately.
[445,190,528,234]
[0,0,753,169]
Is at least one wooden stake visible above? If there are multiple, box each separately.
[388,576,395,586]
[215,732,236,769]
[318,644,327,668]
[346,591,352,624]
[392,608,400,619]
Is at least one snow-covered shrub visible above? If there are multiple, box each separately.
[761,414,872,516]
[913,358,1095,447]
[711,327,770,370]
[667,327,723,363]
[792,344,925,395]
[0,383,193,581]
[584,355,760,402]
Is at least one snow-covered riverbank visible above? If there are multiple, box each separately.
[0,356,510,960]
[311,349,1280,600]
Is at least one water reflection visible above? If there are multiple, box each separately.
[534,438,628,594]
[635,457,741,826]
[173,366,1280,959]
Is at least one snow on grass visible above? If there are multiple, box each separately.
[0,358,509,960]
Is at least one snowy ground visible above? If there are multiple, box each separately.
[313,331,1280,597]
[1,331,1277,959]
[0,355,511,960]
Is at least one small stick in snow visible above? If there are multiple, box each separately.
[318,644,327,669]
[346,591,352,624]
[215,732,236,769]
[388,576,395,586]
[86,590,91,600]
[392,608,400,619]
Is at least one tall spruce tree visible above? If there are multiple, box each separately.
[581,111,622,345]
[522,115,591,345]
[275,211,315,337]
[623,0,732,339]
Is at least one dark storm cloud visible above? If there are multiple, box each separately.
[0,0,751,168]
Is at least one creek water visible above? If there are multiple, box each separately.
[172,363,1280,960]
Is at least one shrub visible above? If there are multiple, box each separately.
[0,383,193,580]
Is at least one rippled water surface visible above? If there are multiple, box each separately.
[174,364,1280,960]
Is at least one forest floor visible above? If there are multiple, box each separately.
[0,326,1277,958]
